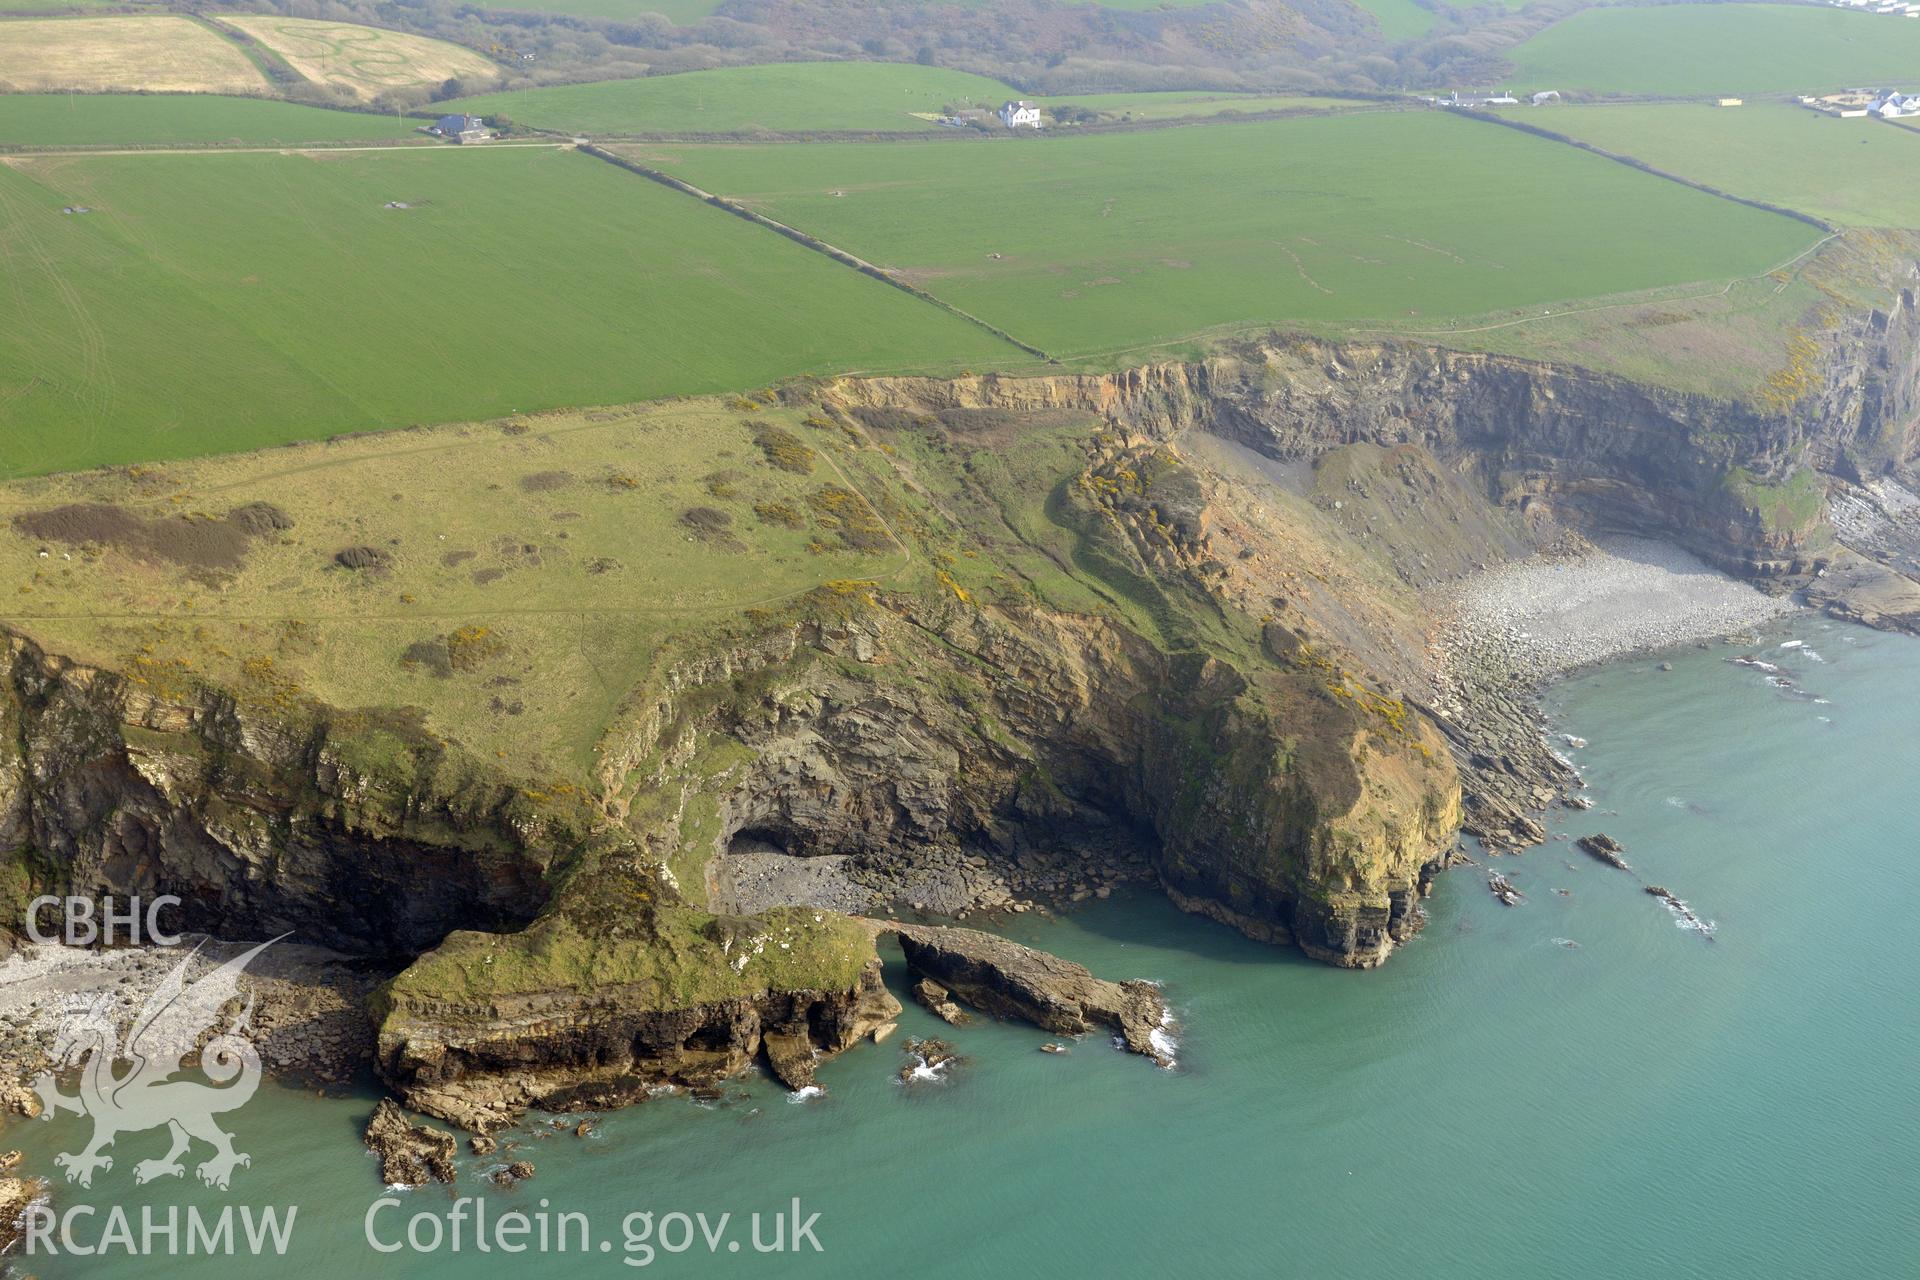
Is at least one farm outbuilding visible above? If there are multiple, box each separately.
[432,113,490,143]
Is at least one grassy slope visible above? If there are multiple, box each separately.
[455,62,1021,134]
[1506,103,1920,229]
[0,146,1017,478]
[1042,91,1366,120]
[627,111,1821,359]
[0,94,425,146]
[0,395,1137,780]
[0,400,933,772]
[1349,0,1437,42]
[0,15,268,95]
[1507,3,1920,95]
[218,15,501,101]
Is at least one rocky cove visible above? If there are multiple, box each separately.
[3,275,1920,1154]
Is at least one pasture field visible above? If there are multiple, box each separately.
[1505,103,1920,229]
[0,16,267,94]
[625,111,1822,360]
[0,93,426,146]
[1348,0,1436,42]
[1505,3,1920,96]
[0,145,1019,478]
[455,62,1021,134]
[0,400,942,772]
[1042,90,1367,121]
[219,16,502,101]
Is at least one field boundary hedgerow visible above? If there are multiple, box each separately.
[1455,108,1836,235]
[579,142,1052,361]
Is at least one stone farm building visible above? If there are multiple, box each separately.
[432,114,490,143]
[998,100,1042,128]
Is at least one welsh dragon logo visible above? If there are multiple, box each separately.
[30,938,281,1191]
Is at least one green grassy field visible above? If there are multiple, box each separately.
[0,94,428,146]
[1506,103,1920,228]
[1043,90,1365,120]
[626,111,1822,359]
[0,145,1018,478]
[1349,0,1436,41]
[1506,3,1920,95]
[455,62,1021,134]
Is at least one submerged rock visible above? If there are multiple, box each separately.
[1575,834,1633,872]
[491,1160,536,1187]
[899,1037,963,1083]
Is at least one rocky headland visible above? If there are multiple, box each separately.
[1,251,1918,1131]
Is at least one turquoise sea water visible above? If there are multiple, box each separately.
[6,614,1918,1277]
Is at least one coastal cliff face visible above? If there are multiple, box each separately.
[5,278,1916,1123]
[828,285,1920,578]
[0,634,559,955]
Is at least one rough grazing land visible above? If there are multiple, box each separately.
[1501,103,1920,230]
[220,16,501,101]
[0,146,1017,477]
[0,94,425,146]
[627,111,1820,359]
[0,16,267,94]
[0,399,931,771]
[1507,4,1920,96]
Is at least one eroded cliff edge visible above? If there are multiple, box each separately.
[3,264,1917,1122]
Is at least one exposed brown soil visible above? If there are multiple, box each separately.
[681,506,743,551]
[519,471,574,493]
[14,500,292,570]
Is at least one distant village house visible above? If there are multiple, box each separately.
[999,100,1043,129]
[431,114,491,143]
[1800,87,1920,118]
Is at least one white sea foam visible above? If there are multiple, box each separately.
[1779,640,1806,649]
[788,1085,825,1103]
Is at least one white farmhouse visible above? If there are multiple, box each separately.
[999,100,1043,129]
